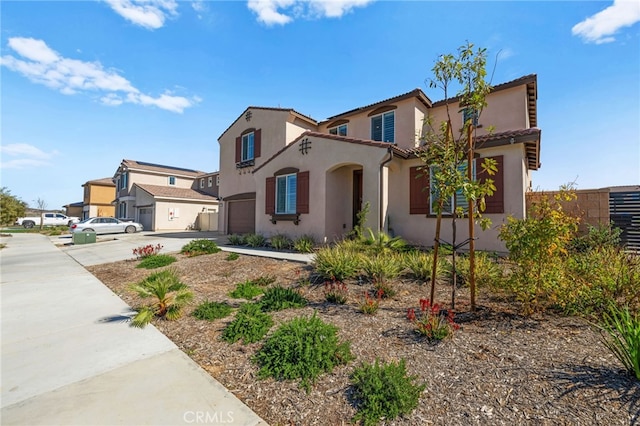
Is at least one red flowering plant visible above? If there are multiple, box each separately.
[132,243,163,259]
[359,289,383,315]
[407,298,460,342]
[324,279,348,304]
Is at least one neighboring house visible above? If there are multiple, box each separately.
[217,75,540,252]
[113,159,219,231]
[81,177,116,219]
[64,202,84,218]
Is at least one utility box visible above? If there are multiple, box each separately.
[73,231,96,245]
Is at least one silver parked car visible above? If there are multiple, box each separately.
[69,217,143,235]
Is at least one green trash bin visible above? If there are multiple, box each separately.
[73,231,96,244]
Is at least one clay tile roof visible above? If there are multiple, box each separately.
[134,184,218,202]
[217,107,318,141]
[84,177,115,186]
[121,159,204,177]
[322,88,432,122]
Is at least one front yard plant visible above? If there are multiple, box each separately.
[128,269,193,328]
[359,290,382,315]
[314,245,361,281]
[361,253,403,297]
[270,234,292,250]
[192,301,233,321]
[293,235,315,253]
[180,239,221,257]
[598,305,640,381]
[245,233,267,248]
[222,303,273,344]
[227,234,246,246]
[228,280,264,300]
[350,358,426,426]
[259,286,307,311]
[254,312,354,392]
[133,243,163,259]
[136,254,177,269]
[407,298,459,342]
[324,281,348,304]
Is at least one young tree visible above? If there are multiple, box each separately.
[0,187,27,226]
[35,197,47,230]
[418,42,497,310]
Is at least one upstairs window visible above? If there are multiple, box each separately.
[242,132,254,161]
[329,124,348,136]
[216,175,220,186]
[168,176,176,186]
[120,172,128,190]
[371,111,394,143]
[200,178,205,189]
[276,174,297,214]
[208,176,213,187]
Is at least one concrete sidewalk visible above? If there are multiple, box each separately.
[0,233,267,425]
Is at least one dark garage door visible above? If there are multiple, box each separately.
[228,199,255,234]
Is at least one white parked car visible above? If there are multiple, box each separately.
[15,213,80,228]
[69,217,143,235]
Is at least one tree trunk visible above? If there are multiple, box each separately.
[467,124,477,311]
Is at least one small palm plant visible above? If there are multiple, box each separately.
[129,269,193,328]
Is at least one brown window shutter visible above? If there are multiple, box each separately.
[409,166,430,214]
[254,129,261,158]
[297,171,309,214]
[235,136,241,163]
[266,177,275,215]
[479,155,504,214]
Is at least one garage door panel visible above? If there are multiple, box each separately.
[228,200,255,234]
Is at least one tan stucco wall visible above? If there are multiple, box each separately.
[253,136,389,243]
[428,85,529,138]
[151,201,217,231]
[387,144,528,253]
[127,171,193,189]
[218,109,317,233]
[318,98,429,150]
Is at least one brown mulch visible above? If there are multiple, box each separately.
[86,251,640,426]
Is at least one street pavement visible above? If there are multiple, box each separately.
[0,231,277,425]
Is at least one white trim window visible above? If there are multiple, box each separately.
[242,132,255,161]
[429,162,476,215]
[200,178,205,189]
[168,176,176,186]
[208,176,213,187]
[329,124,347,136]
[276,173,297,214]
[216,175,220,186]
[120,172,128,190]
[371,111,394,143]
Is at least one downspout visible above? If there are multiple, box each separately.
[379,146,394,231]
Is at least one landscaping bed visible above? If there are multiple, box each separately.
[87,251,639,425]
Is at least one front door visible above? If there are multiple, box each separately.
[352,170,363,228]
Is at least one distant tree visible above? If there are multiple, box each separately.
[35,197,48,230]
[0,188,27,226]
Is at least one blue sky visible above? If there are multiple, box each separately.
[1,0,639,210]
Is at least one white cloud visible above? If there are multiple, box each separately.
[247,0,374,26]
[572,0,640,44]
[1,37,199,113]
[104,0,178,30]
[0,143,57,169]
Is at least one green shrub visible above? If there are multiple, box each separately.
[181,239,221,256]
[359,290,382,315]
[225,252,239,261]
[562,247,640,315]
[351,359,426,426]
[361,253,403,287]
[293,235,315,253]
[569,223,622,253]
[229,281,264,300]
[403,250,448,282]
[314,245,361,281]
[129,269,193,328]
[222,303,273,344]
[245,233,266,248]
[259,286,307,312]
[227,234,246,245]
[192,301,233,321]
[407,299,460,342]
[455,252,503,288]
[254,313,353,391]
[270,234,293,250]
[324,281,348,304]
[362,229,408,254]
[136,254,177,269]
[598,305,640,380]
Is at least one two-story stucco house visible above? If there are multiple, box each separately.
[217,75,540,252]
[113,159,219,231]
[80,177,116,219]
